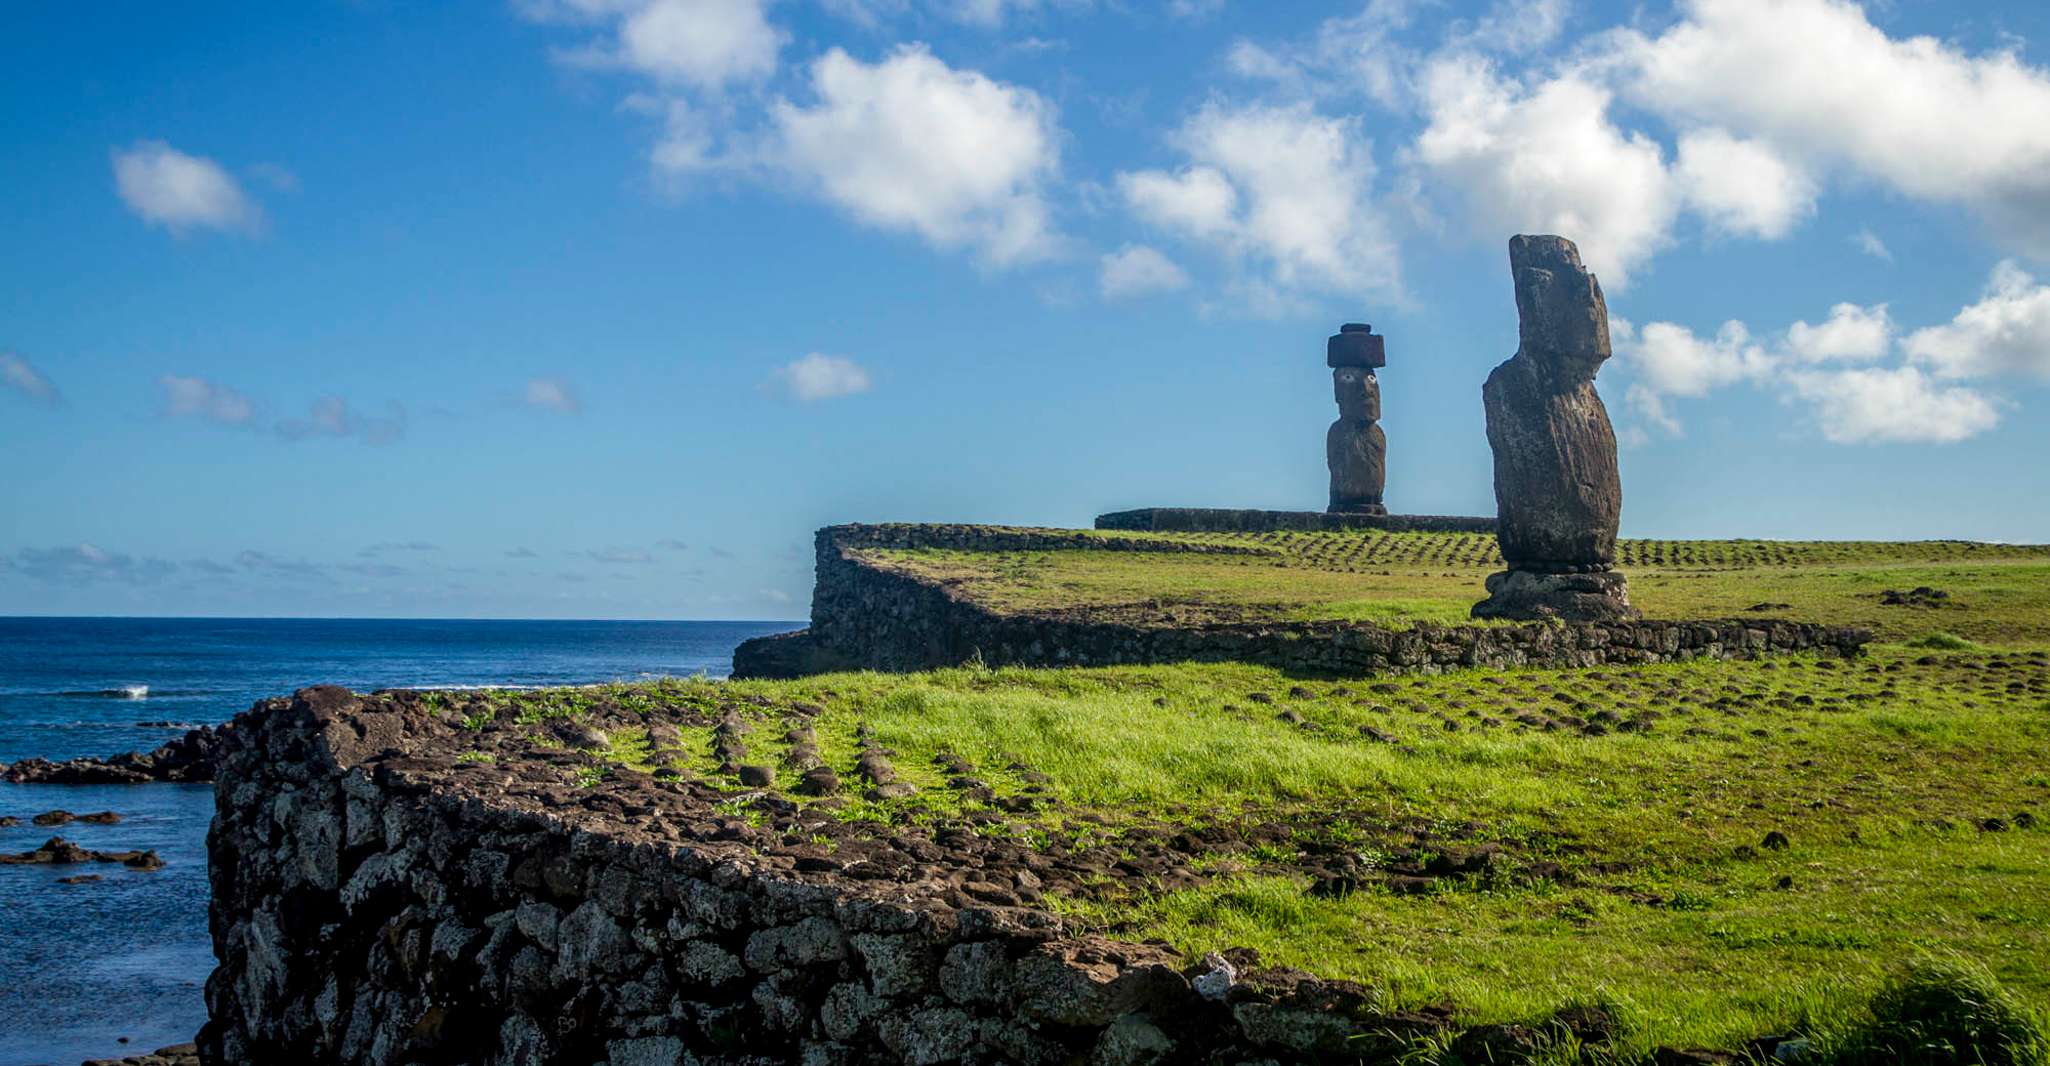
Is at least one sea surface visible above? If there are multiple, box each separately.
[0,617,796,1066]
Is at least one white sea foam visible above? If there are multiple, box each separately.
[119,684,149,699]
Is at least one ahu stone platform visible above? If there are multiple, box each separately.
[1094,508,1496,535]
[731,524,1871,680]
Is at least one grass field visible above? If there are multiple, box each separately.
[868,531,2050,644]
[452,530,2050,1061]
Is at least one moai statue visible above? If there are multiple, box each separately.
[1472,236,1639,621]
[1326,323,1387,515]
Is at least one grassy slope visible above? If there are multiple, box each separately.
[454,531,2050,1056]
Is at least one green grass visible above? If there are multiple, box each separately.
[870,531,2050,644]
[455,526,2050,1057]
[471,643,2050,1055]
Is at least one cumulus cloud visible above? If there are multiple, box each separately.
[1119,101,1397,304]
[1450,0,1570,55]
[532,0,783,89]
[1674,129,1815,240]
[160,375,256,426]
[524,377,582,413]
[1852,228,1892,263]
[2,352,58,404]
[1099,244,1189,299]
[767,46,1062,265]
[1904,261,2050,380]
[1616,281,2019,445]
[111,142,260,234]
[1785,366,2000,445]
[1608,0,2050,254]
[1612,317,1774,419]
[771,353,873,402]
[1412,55,1676,287]
[1786,303,1892,363]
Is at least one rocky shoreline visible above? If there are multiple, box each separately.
[0,723,225,785]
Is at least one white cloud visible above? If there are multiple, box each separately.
[275,396,406,445]
[1,352,58,404]
[111,142,260,234]
[1904,261,2050,380]
[1786,303,1892,363]
[160,375,256,425]
[538,0,783,89]
[1785,366,2000,444]
[1099,244,1189,299]
[772,353,873,402]
[1616,317,1775,400]
[1168,0,1224,21]
[1609,0,2050,254]
[1118,101,1397,303]
[768,46,1062,265]
[1674,128,1815,240]
[1852,228,1892,263]
[524,377,582,413]
[1118,166,1237,241]
[1412,55,1677,287]
[1451,0,1570,55]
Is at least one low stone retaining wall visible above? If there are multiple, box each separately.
[200,687,1453,1065]
[1095,508,1497,534]
[731,526,1870,679]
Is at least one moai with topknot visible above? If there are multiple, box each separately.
[1326,323,1387,515]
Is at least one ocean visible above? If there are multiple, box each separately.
[0,617,796,1066]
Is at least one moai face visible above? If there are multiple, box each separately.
[1333,366,1380,422]
[1510,235,1611,382]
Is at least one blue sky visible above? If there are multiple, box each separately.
[4,0,2049,619]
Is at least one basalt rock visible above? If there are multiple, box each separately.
[0,724,225,784]
[1474,236,1637,622]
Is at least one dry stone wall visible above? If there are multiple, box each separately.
[200,687,1454,1065]
[730,526,1871,679]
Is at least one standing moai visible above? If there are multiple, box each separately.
[1326,323,1387,515]
[1472,236,1639,621]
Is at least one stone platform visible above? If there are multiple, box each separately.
[1095,507,1496,535]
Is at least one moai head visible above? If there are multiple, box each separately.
[1332,366,1380,422]
[1509,235,1610,382]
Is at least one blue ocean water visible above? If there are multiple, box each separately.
[0,617,796,1066]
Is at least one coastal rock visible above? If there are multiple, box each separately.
[0,836,163,869]
[0,724,225,784]
[1474,235,1637,621]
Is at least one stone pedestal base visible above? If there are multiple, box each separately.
[1472,569,1639,622]
[1327,500,1388,516]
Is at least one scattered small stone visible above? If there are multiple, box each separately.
[736,765,774,788]
[1761,830,1791,851]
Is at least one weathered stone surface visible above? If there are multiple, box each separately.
[1327,365,1387,515]
[1326,322,1386,368]
[1476,235,1638,621]
[1472,569,1638,623]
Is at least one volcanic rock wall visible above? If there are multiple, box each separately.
[730,525,1871,679]
[199,688,1448,1065]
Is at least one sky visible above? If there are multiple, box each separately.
[4,0,2050,620]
